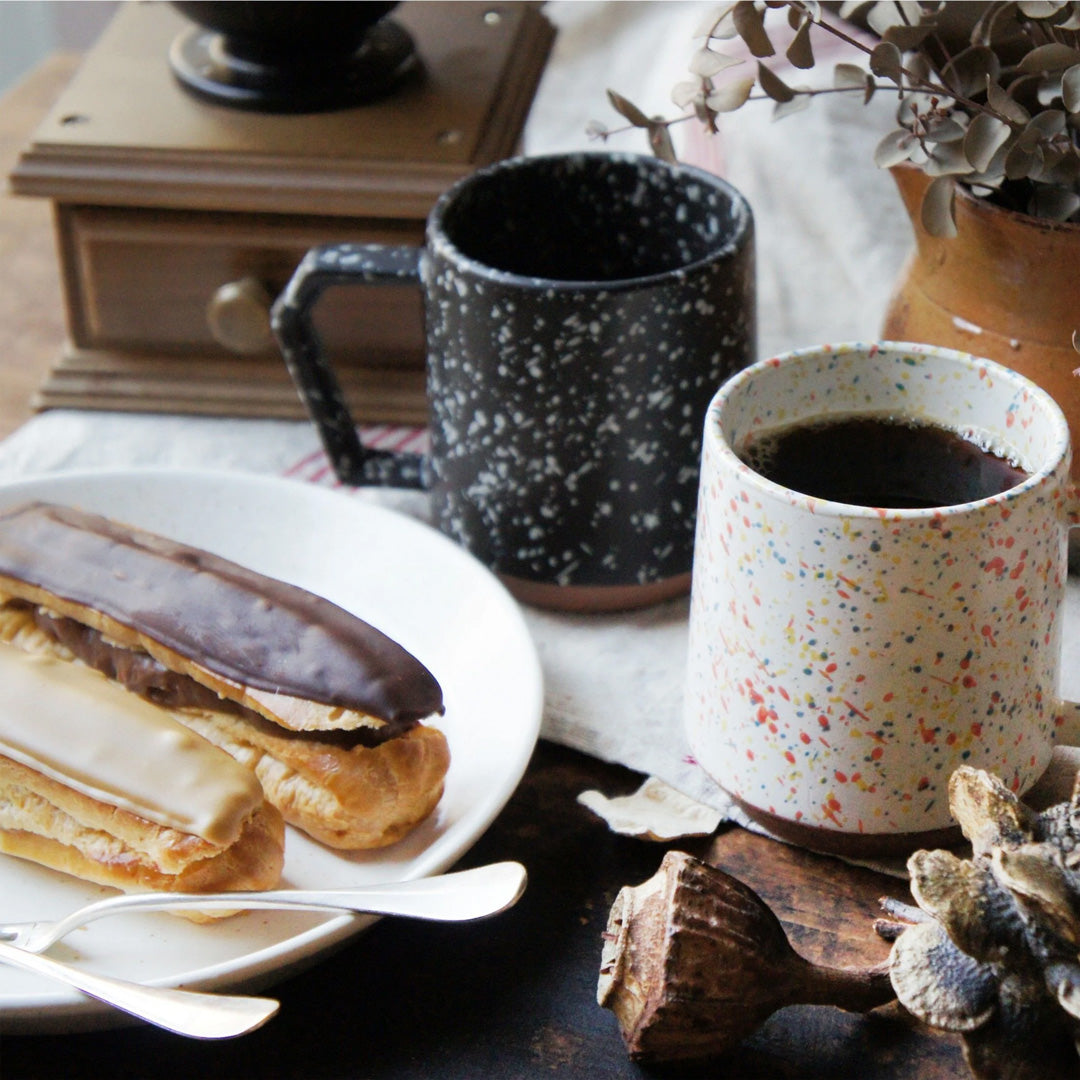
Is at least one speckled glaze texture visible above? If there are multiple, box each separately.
[273,151,754,606]
[685,342,1080,845]
[422,152,755,592]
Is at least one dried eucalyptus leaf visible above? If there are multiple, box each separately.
[732,0,775,58]
[694,3,737,40]
[1026,108,1068,136]
[757,61,795,103]
[705,77,755,113]
[1038,73,1066,106]
[1018,124,1046,152]
[942,46,1001,99]
[987,77,1031,124]
[925,115,968,142]
[1005,140,1042,180]
[866,1,922,38]
[1062,63,1080,112]
[689,46,742,78]
[774,93,812,119]
[648,123,677,164]
[672,80,704,110]
[965,113,1013,172]
[874,127,917,168]
[786,16,815,70]
[869,40,904,83]
[872,127,915,166]
[889,920,998,1033]
[926,142,977,177]
[905,50,933,84]
[607,90,652,128]
[834,62,870,91]
[1017,42,1080,76]
[923,175,958,236]
[1017,1,1072,17]
[882,23,935,51]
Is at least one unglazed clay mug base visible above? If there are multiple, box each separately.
[684,342,1080,857]
[273,152,755,613]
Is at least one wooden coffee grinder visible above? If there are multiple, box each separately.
[10,1,555,423]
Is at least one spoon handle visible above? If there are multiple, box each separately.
[48,861,528,941]
[0,940,278,1038]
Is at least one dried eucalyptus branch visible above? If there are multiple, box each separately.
[599,1,1080,235]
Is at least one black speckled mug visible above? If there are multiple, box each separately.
[272,152,755,612]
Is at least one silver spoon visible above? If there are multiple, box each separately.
[0,939,279,1038]
[0,861,527,954]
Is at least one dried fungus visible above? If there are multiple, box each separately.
[883,765,1080,1079]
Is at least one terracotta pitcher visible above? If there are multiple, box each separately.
[883,164,1080,477]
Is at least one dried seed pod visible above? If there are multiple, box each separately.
[959,971,1080,1080]
[889,918,998,1032]
[907,849,1026,966]
[597,850,894,1064]
[882,767,1080,1079]
[948,766,1035,857]
[1033,773,1080,866]
[991,844,1080,949]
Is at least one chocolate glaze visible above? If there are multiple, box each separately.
[25,606,395,749]
[0,502,444,729]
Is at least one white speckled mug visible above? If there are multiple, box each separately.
[273,152,755,612]
[685,342,1080,856]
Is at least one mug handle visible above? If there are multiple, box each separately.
[270,244,430,489]
[1055,481,1080,743]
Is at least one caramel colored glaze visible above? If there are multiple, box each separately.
[0,502,444,731]
[0,644,263,845]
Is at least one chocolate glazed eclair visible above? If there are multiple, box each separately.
[0,502,450,850]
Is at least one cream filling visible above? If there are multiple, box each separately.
[0,780,136,866]
[0,644,262,845]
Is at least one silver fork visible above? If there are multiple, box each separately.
[0,861,527,954]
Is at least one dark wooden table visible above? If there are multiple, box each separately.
[0,56,967,1079]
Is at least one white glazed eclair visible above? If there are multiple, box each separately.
[0,645,284,905]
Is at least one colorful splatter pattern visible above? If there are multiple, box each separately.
[684,342,1078,838]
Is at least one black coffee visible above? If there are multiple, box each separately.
[738,415,1029,508]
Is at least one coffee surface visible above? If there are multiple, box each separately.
[738,415,1029,508]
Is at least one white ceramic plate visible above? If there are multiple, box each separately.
[0,469,543,1033]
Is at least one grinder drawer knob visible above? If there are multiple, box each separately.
[207,277,274,354]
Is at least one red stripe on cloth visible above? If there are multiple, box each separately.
[281,426,427,486]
